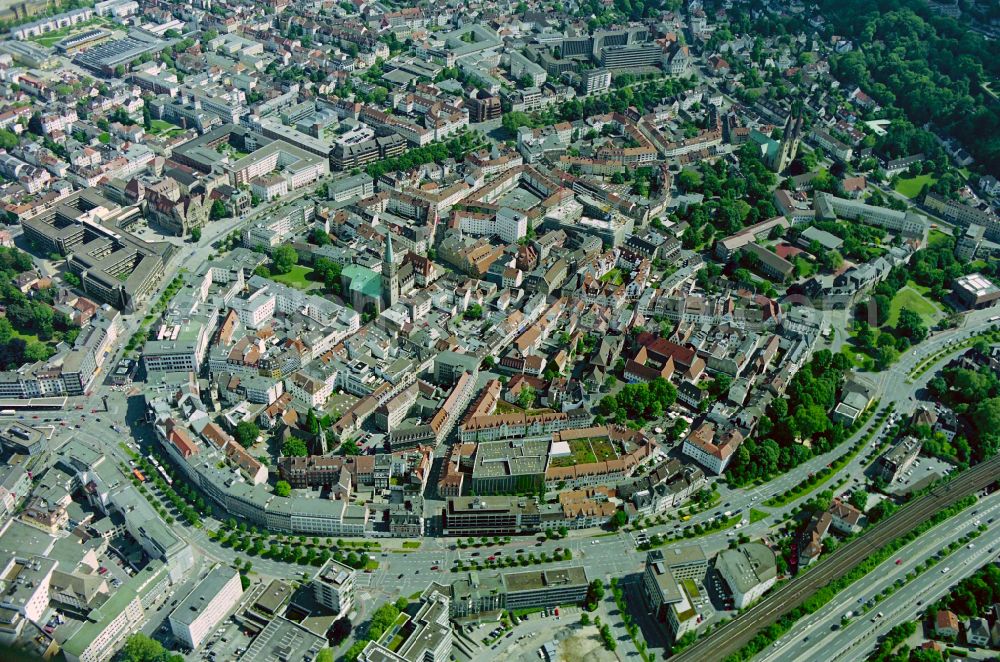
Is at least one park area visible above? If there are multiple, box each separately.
[268,265,315,289]
[886,282,942,328]
[147,119,187,138]
[894,174,937,198]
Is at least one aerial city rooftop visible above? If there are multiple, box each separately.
[0,0,997,660]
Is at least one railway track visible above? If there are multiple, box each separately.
[671,455,1000,661]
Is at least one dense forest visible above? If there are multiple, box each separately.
[820,0,1000,174]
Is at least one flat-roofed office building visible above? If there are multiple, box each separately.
[501,566,589,610]
[169,566,243,649]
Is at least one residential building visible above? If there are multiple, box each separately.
[874,436,921,484]
[955,224,985,263]
[168,566,242,650]
[967,617,990,647]
[681,423,743,475]
[62,561,171,662]
[935,610,959,638]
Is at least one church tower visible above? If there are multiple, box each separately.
[381,232,398,310]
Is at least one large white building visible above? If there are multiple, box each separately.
[814,191,927,238]
[169,566,243,649]
[231,289,278,329]
[229,140,328,190]
[582,69,612,95]
[509,50,547,87]
[459,206,529,243]
[142,319,212,374]
[312,559,356,616]
[715,543,777,609]
[286,370,334,408]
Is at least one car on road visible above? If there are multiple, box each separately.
[895,559,902,564]
[941,567,950,573]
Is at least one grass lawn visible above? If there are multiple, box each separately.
[839,345,874,372]
[599,268,624,286]
[148,119,187,136]
[9,327,43,343]
[496,401,522,414]
[906,279,932,296]
[551,439,599,467]
[590,438,617,461]
[749,509,769,524]
[927,229,952,249]
[894,174,937,198]
[269,265,314,289]
[887,286,941,328]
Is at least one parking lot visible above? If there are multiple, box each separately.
[97,548,134,589]
[886,454,954,494]
[190,616,253,661]
[460,606,587,662]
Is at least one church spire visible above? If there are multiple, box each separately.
[384,231,394,267]
[381,230,399,310]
